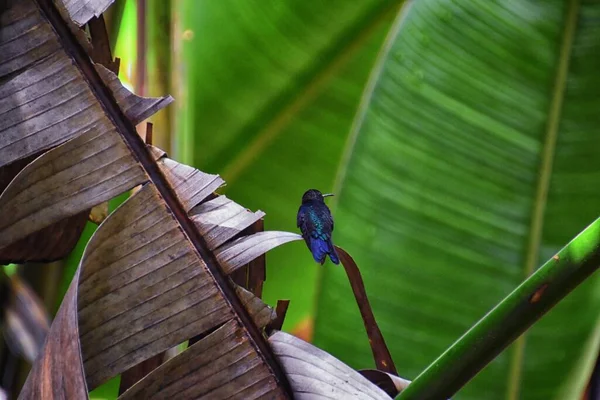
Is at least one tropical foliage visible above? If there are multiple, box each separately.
[1,0,599,399]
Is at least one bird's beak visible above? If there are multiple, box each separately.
[322,193,334,198]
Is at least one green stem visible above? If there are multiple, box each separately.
[396,217,600,400]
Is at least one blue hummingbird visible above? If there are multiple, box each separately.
[297,189,339,265]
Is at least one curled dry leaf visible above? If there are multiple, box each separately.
[190,195,265,250]
[55,0,114,27]
[0,138,89,264]
[19,270,88,399]
[88,15,120,74]
[269,331,390,400]
[0,210,89,264]
[155,156,224,213]
[234,283,277,329]
[229,219,266,298]
[77,183,233,388]
[0,127,147,251]
[358,369,411,398]
[215,231,303,274]
[95,64,174,126]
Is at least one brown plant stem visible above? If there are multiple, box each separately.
[335,246,398,375]
[267,300,291,333]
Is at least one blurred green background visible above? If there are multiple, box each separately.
[3,1,600,399]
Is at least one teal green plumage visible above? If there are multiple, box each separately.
[297,189,339,265]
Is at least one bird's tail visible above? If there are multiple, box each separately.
[328,239,340,265]
[310,237,339,265]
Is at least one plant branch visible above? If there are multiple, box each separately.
[336,246,398,375]
[396,217,600,400]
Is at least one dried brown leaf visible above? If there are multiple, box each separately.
[119,320,285,400]
[215,231,303,274]
[234,284,276,329]
[269,331,390,400]
[0,127,147,251]
[77,184,234,389]
[18,273,88,399]
[0,50,103,168]
[0,146,89,263]
[0,0,61,77]
[95,64,173,125]
[190,196,265,250]
[157,156,224,212]
[88,15,120,73]
[4,0,292,393]
[55,0,114,27]
[0,210,88,263]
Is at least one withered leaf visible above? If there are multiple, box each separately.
[55,0,114,27]
[190,195,265,250]
[270,331,390,400]
[119,320,284,400]
[0,127,147,251]
[234,283,277,329]
[216,231,303,274]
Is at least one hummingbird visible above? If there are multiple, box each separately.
[297,189,339,265]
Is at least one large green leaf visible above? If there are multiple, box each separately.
[175,0,403,329]
[313,1,600,399]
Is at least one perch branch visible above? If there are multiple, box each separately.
[336,246,398,375]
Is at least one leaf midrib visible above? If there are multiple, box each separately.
[332,0,413,206]
[506,0,580,399]
[34,0,293,394]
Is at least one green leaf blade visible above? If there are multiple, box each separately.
[313,1,600,399]
[176,0,402,330]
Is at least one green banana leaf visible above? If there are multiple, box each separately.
[175,0,403,330]
[312,1,600,399]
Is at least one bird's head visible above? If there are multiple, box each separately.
[301,189,334,204]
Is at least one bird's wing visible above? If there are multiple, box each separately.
[297,206,305,229]
[310,208,333,240]
[326,206,334,232]
[297,206,314,250]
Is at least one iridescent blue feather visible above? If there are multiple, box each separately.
[297,190,339,265]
